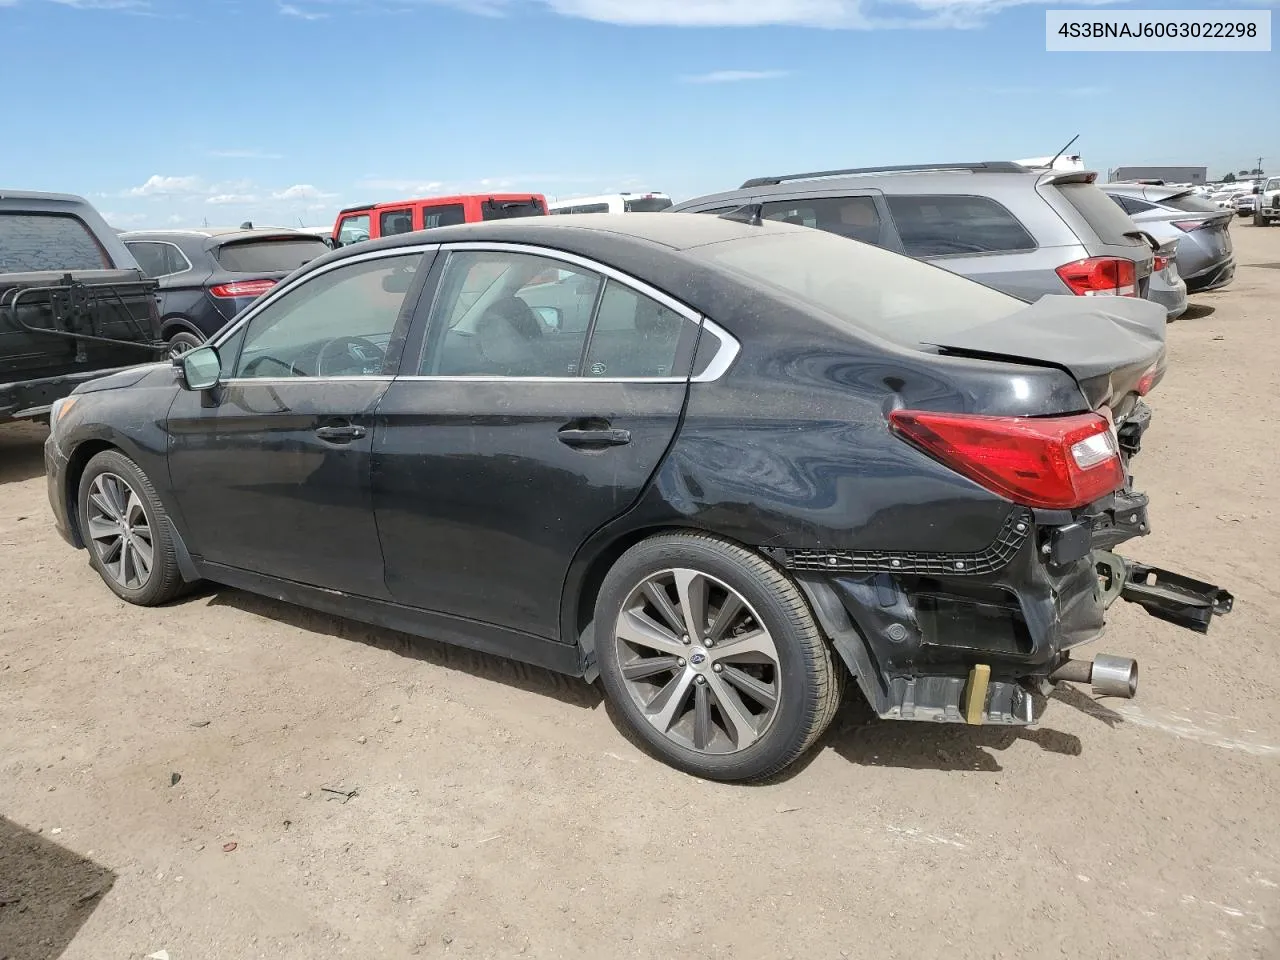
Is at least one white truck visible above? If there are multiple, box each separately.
[1254,176,1280,226]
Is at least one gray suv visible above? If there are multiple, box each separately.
[670,162,1160,307]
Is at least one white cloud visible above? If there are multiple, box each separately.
[128,175,203,197]
[272,184,336,201]
[279,2,327,18]
[681,69,790,83]
[206,193,260,205]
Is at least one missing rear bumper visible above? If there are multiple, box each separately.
[1096,550,1234,633]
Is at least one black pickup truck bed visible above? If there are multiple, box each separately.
[1,192,164,422]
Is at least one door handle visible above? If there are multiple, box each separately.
[557,426,631,448]
[314,423,367,443]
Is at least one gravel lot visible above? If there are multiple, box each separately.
[2,226,1277,960]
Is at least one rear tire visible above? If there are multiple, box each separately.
[167,330,204,358]
[77,450,188,606]
[595,533,844,782]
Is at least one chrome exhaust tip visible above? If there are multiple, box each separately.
[1049,654,1139,699]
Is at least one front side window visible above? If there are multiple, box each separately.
[231,252,423,379]
[886,194,1037,258]
[379,209,415,237]
[0,213,109,272]
[336,213,371,246]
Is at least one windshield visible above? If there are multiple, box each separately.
[690,229,1024,346]
[0,213,110,272]
[481,198,546,221]
[625,197,673,213]
[216,237,330,273]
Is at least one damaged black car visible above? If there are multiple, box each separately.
[43,213,1232,781]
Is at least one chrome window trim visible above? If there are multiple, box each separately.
[218,375,396,386]
[207,243,440,351]
[409,241,741,384]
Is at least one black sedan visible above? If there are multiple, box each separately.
[121,228,332,357]
[44,214,1231,781]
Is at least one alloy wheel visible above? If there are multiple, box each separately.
[614,569,782,755]
[85,472,154,590]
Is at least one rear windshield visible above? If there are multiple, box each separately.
[625,197,673,213]
[1160,192,1221,214]
[690,229,1023,346]
[1055,182,1142,245]
[481,198,546,221]
[0,213,110,272]
[215,237,329,273]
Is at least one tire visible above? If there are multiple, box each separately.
[595,533,844,782]
[167,330,204,358]
[77,449,188,606]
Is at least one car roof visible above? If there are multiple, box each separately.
[338,194,546,216]
[672,168,1065,209]
[0,189,89,204]
[347,212,809,255]
[120,228,327,244]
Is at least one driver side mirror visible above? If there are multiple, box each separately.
[532,306,562,331]
[177,344,222,391]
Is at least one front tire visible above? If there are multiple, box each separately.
[595,533,844,782]
[77,450,187,606]
[167,330,204,358]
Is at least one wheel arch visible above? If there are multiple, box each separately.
[159,315,205,341]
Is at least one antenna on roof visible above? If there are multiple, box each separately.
[240,220,254,230]
[1046,133,1081,172]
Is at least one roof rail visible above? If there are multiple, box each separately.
[740,161,1028,189]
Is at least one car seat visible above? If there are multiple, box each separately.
[475,296,545,375]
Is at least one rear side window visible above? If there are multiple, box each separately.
[0,213,109,272]
[886,195,1036,258]
[216,238,329,273]
[1055,183,1141,245]
[481,198,546,220]
[126,241,190,278]
[380,209,414,236]
[423,204,465,229]
[1161,192,1220,214]
[762,196,884,246]
[1109,195,1155,216]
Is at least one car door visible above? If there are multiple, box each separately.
[372,245,704,640]
[166,246,436,598]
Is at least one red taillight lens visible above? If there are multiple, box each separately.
[889,410,1125,510]
[210,279,277,299]
[1055,258,1137,297]
[1153,255,1169,272]
[1136,363,1160,396]
[1171,220,1210,232]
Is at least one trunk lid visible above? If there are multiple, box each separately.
[926,294,1166,411]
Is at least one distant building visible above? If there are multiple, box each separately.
[1109,166,1207,185]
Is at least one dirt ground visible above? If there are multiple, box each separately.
[2,227,1278,960]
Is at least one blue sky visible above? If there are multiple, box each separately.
[1,0,1274,229]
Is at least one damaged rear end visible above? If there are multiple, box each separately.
[788,295,1233,727]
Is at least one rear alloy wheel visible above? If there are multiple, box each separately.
[596,534,844,781]
[77,450,188,606]
[167,331,204,358]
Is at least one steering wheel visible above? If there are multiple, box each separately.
[241,354,302,378]
[315,336,386,377]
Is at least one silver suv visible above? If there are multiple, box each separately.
[670,162,1159,306]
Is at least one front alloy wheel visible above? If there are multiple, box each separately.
[86,472,154,590]
[616,569,781,754]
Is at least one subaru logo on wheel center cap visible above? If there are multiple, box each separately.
[689,649,708,666]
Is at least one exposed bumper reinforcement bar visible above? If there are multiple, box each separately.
[1096,550,1234,634]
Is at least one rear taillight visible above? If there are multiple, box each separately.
[1153,255,1169,272]
[1055,257,1137,297]
[1136,363,1160,396]
[1171,220,1211,232]
[888,410,1124,510]
[210,279,277,299]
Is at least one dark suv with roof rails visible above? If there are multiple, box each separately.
[121,228,331,357]
[670,161,1161,307]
